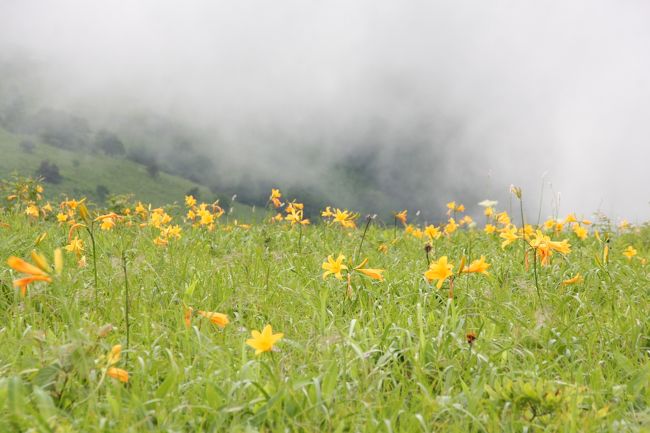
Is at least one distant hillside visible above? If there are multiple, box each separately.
[0,127,255,220]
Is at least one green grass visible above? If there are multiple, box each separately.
[0,194,649,432]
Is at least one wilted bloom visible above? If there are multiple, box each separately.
[623,246,637,260]
[197,310,229,328]
[466,332,477,345]
[246,324,284,355]
[463,256,490,274]
[424,256,454,289]
[322,254,348,280]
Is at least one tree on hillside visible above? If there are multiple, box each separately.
[96,184,110,201]
[95,130,125,156]
[36,160,62,184]
[185,187,200,201]
[19,139,36,153]
[32,109,90,150]
[146,161,160,178]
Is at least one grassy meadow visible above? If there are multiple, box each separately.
[0,181,649,432]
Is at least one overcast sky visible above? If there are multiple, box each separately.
[1,1,650,221]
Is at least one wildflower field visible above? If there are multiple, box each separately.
[1,178,649,432]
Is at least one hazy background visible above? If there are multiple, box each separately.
[1,0,649,222]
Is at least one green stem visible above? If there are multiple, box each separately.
[393,216,397,239]
[121,250,130,367]
[86,224,98,302]
[532,246,542,305]
[354,216,372,264]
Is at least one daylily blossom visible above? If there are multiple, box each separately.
[107,367,129,383]
[462,256,490,274]
[573,224,588,240]
[623,246,637,260]
[444,218,458,235]
[496,212,511,225]
[562,274,584,285]
[394,210,407,226]
[246,324,284,355]
[425,225,441,240]
[269,189,283,208]
[322,254,348,280]
[65,237,84,256]
[500,225,519,249]
[446,201,465,216]
[424,256,454,289]
[7,255,53,296]
[354,258,385,281]
[107,344,122,365]
[197,310,229,328]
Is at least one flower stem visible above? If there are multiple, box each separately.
[86,224,98,302]
[532,246,542,305]
[121,249,130,367]
[393,216,397,239]
[354,215,372,264]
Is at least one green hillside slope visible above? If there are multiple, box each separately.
[0,127,213,204]
[0,128,256,220]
